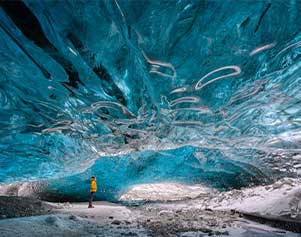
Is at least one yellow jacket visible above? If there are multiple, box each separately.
[90,179,97,192]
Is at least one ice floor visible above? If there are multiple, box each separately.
[0,201,300,237]
[1,178,301,236]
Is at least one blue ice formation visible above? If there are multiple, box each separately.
[44,146,269,202]
[0,0,301,199]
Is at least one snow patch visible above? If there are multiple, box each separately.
[119,183,213,202]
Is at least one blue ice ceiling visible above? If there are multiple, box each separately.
[0,0,301,191]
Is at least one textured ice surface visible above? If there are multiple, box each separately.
[0,1,301,196]
[43,146,269,201]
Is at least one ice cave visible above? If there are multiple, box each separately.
[0,0,301,236]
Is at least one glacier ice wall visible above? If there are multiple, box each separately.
[42,146,269,202]
[0,0,301,194]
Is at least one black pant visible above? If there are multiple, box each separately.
[89,192,95,207]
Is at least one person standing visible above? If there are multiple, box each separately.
[88,176,97,208]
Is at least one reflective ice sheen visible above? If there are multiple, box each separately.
[0,1,301,198]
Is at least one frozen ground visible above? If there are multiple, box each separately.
[1,200,299,237]
[1,179,301,236]
[120,179,301,220]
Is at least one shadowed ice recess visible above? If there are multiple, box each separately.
[0,0,301,201]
